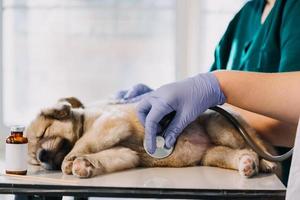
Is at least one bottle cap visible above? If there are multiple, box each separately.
[11,125,25,132]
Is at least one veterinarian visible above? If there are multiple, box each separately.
[117,0,300,146]
[116,0,300,186]
[133,71,300,199]
[119,71,300,198]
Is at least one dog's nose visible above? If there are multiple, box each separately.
[37,149,48,162]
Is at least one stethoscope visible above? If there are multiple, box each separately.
[144,106,293,162]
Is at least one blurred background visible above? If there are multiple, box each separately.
[0,0,245,138]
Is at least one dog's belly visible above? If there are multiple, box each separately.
[138,122,211,167]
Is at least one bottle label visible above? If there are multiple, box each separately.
[5,143,28,171]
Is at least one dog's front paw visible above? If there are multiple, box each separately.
[62,160,73,175]
[61,154,78,174]
[238,154,259,178]
[72,157,103,178]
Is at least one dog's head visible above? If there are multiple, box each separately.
[25,97,84,170]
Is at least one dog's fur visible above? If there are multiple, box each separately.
[26,97,280,178]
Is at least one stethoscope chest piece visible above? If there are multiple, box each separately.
[144,136,174,159]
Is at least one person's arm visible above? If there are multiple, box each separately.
[227,105,297,147]
[137,71,300,153]
[214,70,300,125]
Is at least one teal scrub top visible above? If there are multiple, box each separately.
[210,0,300,72]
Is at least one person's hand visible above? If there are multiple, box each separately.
[114,84,153,103]
[137,72,226,154]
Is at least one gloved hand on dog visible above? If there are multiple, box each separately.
[114,83,153,103]
[137,72,226,154]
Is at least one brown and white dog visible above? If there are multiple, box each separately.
[25,97,280,178]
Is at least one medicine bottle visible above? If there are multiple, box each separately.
[5,125,28,175]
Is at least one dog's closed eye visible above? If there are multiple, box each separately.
[36,125,50,139]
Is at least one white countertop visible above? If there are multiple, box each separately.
[0,164,285,191]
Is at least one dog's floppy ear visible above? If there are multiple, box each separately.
[58,97,84,109]
[41,101,72,120]
[41,97,84,120]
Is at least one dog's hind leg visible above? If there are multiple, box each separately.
[202,146,259,178]
[204,110,279,175]
[71,147,139,178]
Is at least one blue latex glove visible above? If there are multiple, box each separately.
[114,83,153,103]
[137,72,226,154]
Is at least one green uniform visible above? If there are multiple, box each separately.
[211,0,300,72]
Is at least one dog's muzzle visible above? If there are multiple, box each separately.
[36,138,73,170]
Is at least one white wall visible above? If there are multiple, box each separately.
[3,0,176,126]
[176,0,245,79]
[1,0,246,128]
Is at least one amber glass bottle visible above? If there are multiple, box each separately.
[5,125,28,175]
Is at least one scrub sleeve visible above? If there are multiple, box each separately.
[286,118,300,199]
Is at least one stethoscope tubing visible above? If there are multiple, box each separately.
[210,106,293,162]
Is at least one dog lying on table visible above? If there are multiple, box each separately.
[25,97,280,178]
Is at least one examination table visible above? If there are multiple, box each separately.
[0,161,285,200]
